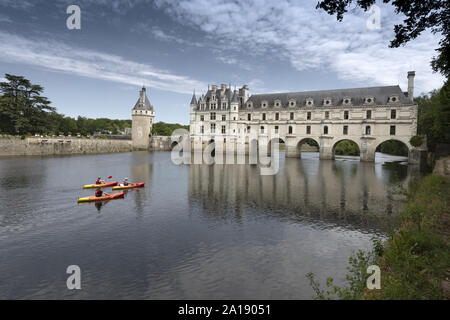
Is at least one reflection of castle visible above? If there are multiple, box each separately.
[189,72,421,163]
[188,157,418,229]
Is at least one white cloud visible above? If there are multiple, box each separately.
[0,31,206,94]
[155,0,445,94]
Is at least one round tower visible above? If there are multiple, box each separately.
[131,87,155,150]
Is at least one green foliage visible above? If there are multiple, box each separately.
[409,135,424,148]
[307,174,450,300]
[334,140,360,156]
[416,80,450,152]
[306,244,378,300]
[151,121,189,136]
[0,74,132,137]
[316,0,450,78]
[376,140,409,156]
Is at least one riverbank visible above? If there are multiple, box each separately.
[308,158,450,299]
[0,136,132,157]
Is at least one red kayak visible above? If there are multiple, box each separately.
[83,181,118,189]
[77,192,125,203]
[112,183,145,190]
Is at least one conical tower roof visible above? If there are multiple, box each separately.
[133,87,153,111]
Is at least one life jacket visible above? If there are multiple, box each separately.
[123,181,128,186]
[95,190,103,197]
[96,179,101,184]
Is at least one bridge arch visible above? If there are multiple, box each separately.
[332,139,361,159]
[374,138,410,159]
[294,137,320,158]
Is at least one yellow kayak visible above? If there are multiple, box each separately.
[82,181,118,189]
[112,183,145,190]
[77,192,125,203]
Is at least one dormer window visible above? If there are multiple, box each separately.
[306,98,314,106]
[288,99,296,107]
[261,101,268,108]
[389,95,399,103]
[343,97,351,105]
[364,97,374,105]
[323,99,332,106]
[247,102,253,109]
[274,99,281,108]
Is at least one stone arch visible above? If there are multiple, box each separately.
[295,137,320,158]
[373,138,410,159]
[332,139,361,159]
[267,137,286,156]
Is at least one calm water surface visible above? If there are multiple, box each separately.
[0,151,418,299]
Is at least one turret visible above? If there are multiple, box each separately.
[407,71,415,101]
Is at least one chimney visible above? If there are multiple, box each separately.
[239,85,249,103]
[211,85,217,92]
[221,83,227,93]
[407,71,415,101]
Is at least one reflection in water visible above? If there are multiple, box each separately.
[0,151,418,299]
[189,152,414,232]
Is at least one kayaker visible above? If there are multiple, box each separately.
[95,177,104,185]
[123,178,129,186]
[95,188,108,198]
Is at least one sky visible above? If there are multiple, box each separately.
[0,0,445,124]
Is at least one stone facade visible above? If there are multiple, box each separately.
[189,72,421,163]
[132,87,155,150]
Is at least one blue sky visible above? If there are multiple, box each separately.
[0,0,445,124]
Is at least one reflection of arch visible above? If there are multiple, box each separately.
[332,139,360,159]
[295,138,320,158]
[170,141,179,149]
[374,139,410,158]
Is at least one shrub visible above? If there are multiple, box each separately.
[410,135,423,147]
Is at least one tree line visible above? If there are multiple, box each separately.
[0,74,185,137]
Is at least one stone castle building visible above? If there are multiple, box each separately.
[189,71,421,162]
[131,87,155,150]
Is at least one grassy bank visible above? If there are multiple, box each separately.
[307,162,450,299]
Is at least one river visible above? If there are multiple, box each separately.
[0,151,418,299]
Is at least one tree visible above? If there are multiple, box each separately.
[0,74,55,134]
[316,0,450,78]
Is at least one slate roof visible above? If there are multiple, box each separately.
[133,87,154,111]
[243,85,411,109]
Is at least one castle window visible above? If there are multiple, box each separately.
[307,112,311,120]
[343,125,348,135]
[289,100,296,107]
[210,112,216,120]
[344,110,349,120]
[200,115,204,121]
[211,123,216,133]
[306,126,311,134]
[365,126,371,135]
[324,126,328,134]
[222,102,227,109]
[324,99,331,106]
[275,126,279,134]
[306,98,313,106]
[247,102,252,108]
[274,100,281,107]
[343,97,351,105]
[233,117,236,120]
[262,113,266,121]
[290,112,294,120]
[248,113,251,121]
[260,126,265,134]
[391,109,396,119]
[366,110,372,119]
[275,113,279,120]
[364,97,374,105]
[222,126,226,134]
[325,111,329,119]
[247,126,251,133]
[288,126,293,134]
[234,107,236,111]
[222,114,226,121]
[200,126,204,134]
[390,125,396,135]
